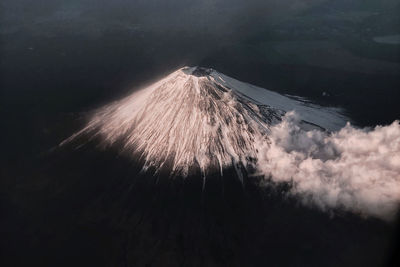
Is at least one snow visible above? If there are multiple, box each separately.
[210,70,348,131]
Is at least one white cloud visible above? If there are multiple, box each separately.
[257,112,400,221]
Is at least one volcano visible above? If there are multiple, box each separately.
[62,66,347,178]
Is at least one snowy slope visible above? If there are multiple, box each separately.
[210,69,348,131]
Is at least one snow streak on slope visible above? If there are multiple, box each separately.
[63,67,400,220]
[63,67,282,178]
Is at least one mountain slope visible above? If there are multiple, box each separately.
[62,66,347,177]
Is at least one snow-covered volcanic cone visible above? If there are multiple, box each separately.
[62,67,400,220]
[62,67,345,177]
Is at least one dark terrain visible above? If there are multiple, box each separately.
[1,0,400,266]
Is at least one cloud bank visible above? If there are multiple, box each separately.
[257,112,400,220]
